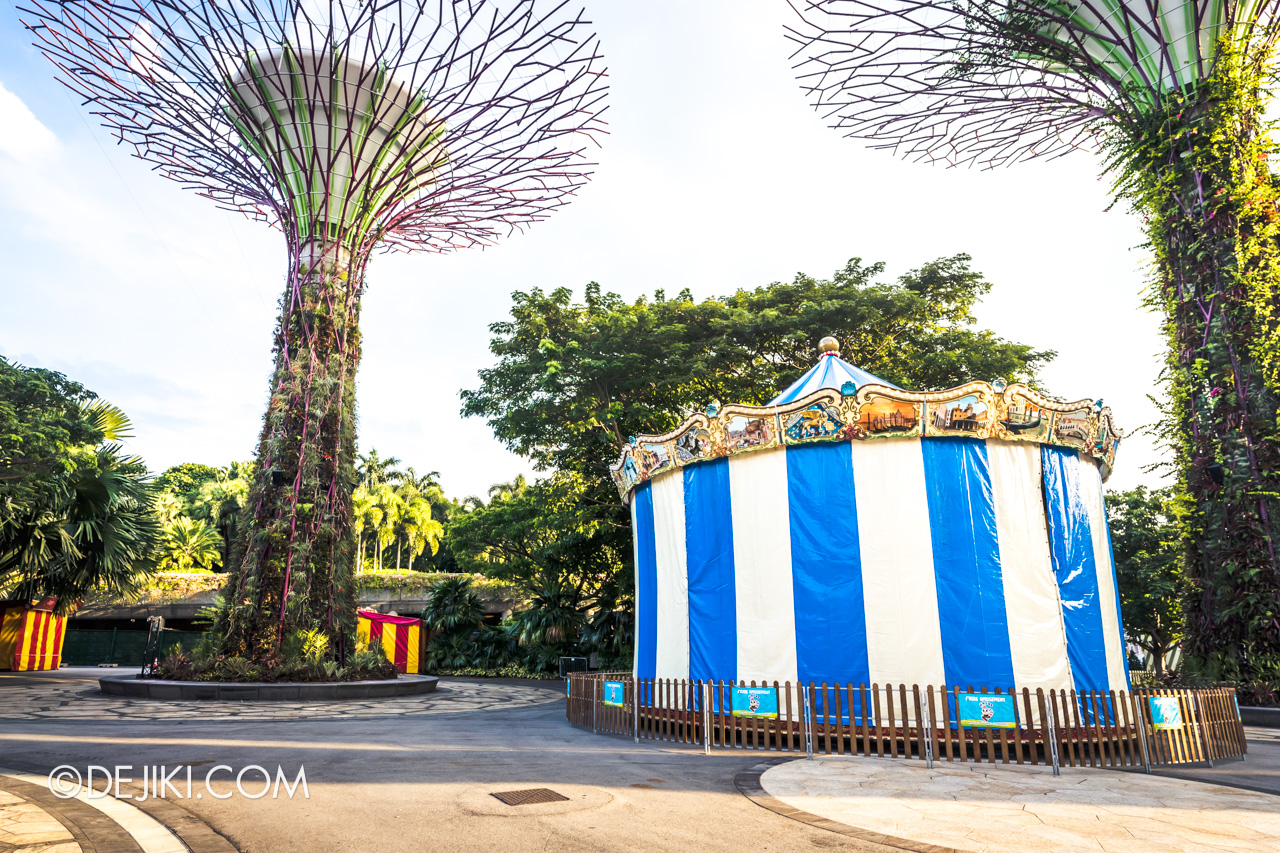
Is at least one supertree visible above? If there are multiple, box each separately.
[23,0,606,660]
[789,0,1280,679]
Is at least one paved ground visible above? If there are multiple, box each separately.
[0,669,884,852]
[1,668,1276,853]
[760,755,1280,853]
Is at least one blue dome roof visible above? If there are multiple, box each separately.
[768,352,897,406]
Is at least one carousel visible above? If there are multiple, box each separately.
[611,337,1127,696]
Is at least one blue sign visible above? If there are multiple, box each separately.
[1150,697,1183,731]
[732,686,778,719]
[958,694,1016,728]
[603,681,625,707]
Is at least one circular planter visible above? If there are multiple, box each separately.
[98,674,438,701]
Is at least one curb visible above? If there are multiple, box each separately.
[1240,706,1280,728]
[2,763,238,853]
[99,674,438,701]
[733,758,958,853]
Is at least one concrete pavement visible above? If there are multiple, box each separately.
[0,669,884,852]
[2,669,1277,853]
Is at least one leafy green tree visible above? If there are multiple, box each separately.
[1108,486,1185,678]
[191,463,251,571]
[155,463,220,505]
[0,396,161,612]
[158,516,224,571]
[462,254,1053,482]
[458,254,1055,664]
[0,358,101,503]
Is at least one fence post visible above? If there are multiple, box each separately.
[1134,694,1153,774]
[1047,701,1061,777]
[703,681,712,755]
[922,701,934,769]
[592,678,598,734]
[802,683,814,760]
[1191,690,1214,768]
[633,677,640,743]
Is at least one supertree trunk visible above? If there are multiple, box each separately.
[220,242,366,660]
[1117,51,1280,678]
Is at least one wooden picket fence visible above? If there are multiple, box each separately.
[565,674,1247,769]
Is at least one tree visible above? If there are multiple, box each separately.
[357,450,403,490]
[0,395,161,612]
[0,358,101,502]
[191,463,251,571]
[159,517,224,572]
[459,254,1056,664]
[462,255,1054,481]
[789,0,1280,683]
[1108,487,1186,678]
[155,463,221,505]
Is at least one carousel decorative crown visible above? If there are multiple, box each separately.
[610,337,1121,502]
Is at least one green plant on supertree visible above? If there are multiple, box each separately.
[790,0,1280,680]
[24,0,606,662]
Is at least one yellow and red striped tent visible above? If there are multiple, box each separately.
[0,599,67,672]
[356,610,421,674]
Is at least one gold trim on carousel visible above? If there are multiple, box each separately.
[609,381,1122,502]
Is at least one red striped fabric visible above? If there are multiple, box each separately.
[394,627,409,671]
[29,612,47,670]
[49,615,65,668]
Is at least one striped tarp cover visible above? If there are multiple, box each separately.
[357,610,421,674]
[0,604,67,671]
[631,438,1128,698]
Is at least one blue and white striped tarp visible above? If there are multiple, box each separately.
[630,438,1129,695]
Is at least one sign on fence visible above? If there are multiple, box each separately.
[732,686,778,719]
[603,681,625,707]
[1149,697,1183,730]
[958,693,1016,728]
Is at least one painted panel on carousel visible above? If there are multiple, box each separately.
[674,422,713,463]
[718,407,779,455]
[781,401,845,444]
[853,392,922,440]
[999,391,1052,443]
[638,440,674,478]
[614,447,642,495]
[1052,406,1093,451]
[926,391,993,438]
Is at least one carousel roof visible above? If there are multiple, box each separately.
[768,338,896,406]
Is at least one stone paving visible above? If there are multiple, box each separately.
[0,789,79,853]
[762,755,1280,852]
[0,670,562,722]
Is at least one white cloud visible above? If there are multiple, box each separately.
[0,81,59,163]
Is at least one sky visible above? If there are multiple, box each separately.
[0,0,1162,501]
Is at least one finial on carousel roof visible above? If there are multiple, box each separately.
[992,377,1007,391]
[819,335,840,356]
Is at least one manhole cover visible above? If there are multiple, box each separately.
[490,788,570,806]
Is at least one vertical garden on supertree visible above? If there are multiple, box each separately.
[790,0,1280,681]
[24,0,606,661]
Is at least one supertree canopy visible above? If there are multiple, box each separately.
[791,0,1280,679]
[24,0,606,660]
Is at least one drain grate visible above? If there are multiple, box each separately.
[490,788,570,806]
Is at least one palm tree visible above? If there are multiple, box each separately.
[0,401,162,611]
[351,485,380,573]
[395,485,444,570]
[192,463,250,571]
[159,517,224,571]
[370,481,403,572]
[357,449,403,490]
